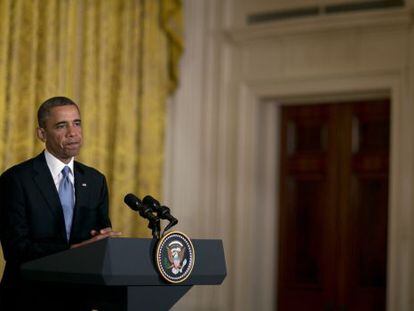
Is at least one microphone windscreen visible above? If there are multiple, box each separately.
[143,195,160,207]
[124,193,141,211]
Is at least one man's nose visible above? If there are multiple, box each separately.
[67,125,78,136]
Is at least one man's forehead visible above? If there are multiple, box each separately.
[48,105,81,119]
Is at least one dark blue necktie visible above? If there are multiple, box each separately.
[59,166,74,241]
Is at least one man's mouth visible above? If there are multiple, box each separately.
[65,141,81,148]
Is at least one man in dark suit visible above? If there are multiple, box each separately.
[0,96,121,309]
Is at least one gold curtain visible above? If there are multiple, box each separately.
[0,0,183,275]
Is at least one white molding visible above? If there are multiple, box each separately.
[245,70,401,99]
[226,8,411,43]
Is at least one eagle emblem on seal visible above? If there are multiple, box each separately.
[156,231,195,283]
[167,240,187,275]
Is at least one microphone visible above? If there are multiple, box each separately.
[124,193,157,222]
[143,195,178,230]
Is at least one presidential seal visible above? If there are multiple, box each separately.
[156,231,195,283]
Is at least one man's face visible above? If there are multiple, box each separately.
[37,105,83,163]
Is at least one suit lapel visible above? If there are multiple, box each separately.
[71,162,89,238]
[32,152,67,240]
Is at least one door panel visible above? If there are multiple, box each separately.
[345,102,389,311]
[278,101,389,311]
[279,105,337,310]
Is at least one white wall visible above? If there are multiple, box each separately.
[164,1,414,310]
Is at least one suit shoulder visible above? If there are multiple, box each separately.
[0,157,35,179]
[74,161,105,179]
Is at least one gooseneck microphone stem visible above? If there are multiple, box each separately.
[143,195,178,235]
[148,218,161,239]
[163,216,178,233]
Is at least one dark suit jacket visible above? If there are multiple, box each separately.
[0,152,111,287]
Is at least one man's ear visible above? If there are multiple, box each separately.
[36,127,46,142]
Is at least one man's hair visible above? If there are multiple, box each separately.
[37,96,79,128]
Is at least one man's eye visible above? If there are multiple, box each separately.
[74,121,81,127]
[56,124,65,129]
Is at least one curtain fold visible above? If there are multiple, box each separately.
[0,0,183,274]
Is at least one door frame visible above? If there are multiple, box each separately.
[233,72,410,310]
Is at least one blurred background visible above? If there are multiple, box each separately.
[2,0,414,310]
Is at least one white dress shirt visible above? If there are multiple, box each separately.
[44,150,75,202]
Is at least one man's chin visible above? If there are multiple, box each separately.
[63,147,81,158]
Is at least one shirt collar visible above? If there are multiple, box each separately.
[44,149,74,178]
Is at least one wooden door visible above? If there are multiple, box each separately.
[278,101,389,311]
